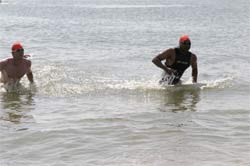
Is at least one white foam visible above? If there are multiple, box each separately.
[35,76,236,96]
[33,64,236,96]
[106,79,162,90]
[200,76,234,89]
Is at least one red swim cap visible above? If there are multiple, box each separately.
[179,35,190,43]
[11,42,23,51]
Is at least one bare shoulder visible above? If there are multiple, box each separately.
[191,52,197,61]
[0,59,6,65]
[0,58,11,66]
[23,59,32,67]
[190,52,198,69]
[165,48,175,55]
[157,48,175,60]
[0,58,11,63]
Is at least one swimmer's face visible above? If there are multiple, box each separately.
[179,40,191,52]
[12,48,24,60]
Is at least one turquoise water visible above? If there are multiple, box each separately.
[0,0,250,165]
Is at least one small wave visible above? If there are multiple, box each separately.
[106,76,235,91]
[200,76,234,90]
[1,76,234,96]
[106,79,162,90]
[0,82,36,94]
[33,65,236,96]
[36,77,231,96]
[37,79,162,96]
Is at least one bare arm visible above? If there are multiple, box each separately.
[27,71,34,83]
[152,48,175,75]
[26,60,34,84]
[0,59,7,71]
[191,54,198,83]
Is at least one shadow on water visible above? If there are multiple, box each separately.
[0,91,35,124]
[157,88,201,112]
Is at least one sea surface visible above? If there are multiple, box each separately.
[0,0,250,166]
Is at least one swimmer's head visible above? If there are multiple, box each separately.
[11,42,24,59]
[179,35,191,51]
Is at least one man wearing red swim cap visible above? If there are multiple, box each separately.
[152,35,198,85]
[0,42,34,85]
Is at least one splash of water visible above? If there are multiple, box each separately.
[20,64,236,96]
[200,76,235,89]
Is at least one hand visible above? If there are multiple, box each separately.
[165,68,177,75]
[171,69,178,76]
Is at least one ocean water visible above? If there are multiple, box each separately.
[0,0,250,165]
